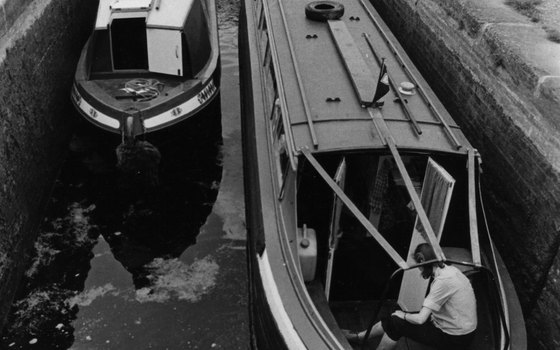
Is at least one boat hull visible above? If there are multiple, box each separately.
[71,62,221,136]
[238,0,526,346]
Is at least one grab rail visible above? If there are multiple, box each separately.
[357,0,462,149]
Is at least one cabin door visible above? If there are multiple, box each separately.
[398,158,455,311]
[325,158,347,300]
[146,28,183,76]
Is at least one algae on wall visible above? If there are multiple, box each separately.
[0,0,96,330]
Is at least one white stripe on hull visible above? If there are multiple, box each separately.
[258,250,306,349]
[72,79,217,131]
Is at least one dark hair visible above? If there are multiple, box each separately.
[413,243,445,279]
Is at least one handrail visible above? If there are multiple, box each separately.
[276,0,319,148]
[357,0,462,149]
[361,260,510,350]
[363,33,423,136]
[260,0,298,170]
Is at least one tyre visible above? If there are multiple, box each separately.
[305,1,344,22]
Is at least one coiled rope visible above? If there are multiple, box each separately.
[121,79,164,102]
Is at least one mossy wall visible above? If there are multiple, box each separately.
[0,0,96,330]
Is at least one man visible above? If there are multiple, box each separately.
[345,243,477,350]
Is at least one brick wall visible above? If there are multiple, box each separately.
[371,0,560,348]
[0,0,96,330]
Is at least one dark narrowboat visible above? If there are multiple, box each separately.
[238,0,526,348]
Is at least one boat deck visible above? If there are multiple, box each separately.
[263,0,472,154]
[83,74,201,110]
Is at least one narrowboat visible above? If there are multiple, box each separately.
[238,0,527,348]
[71,0,220,139]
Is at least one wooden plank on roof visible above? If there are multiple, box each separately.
[386,138,445,260]
[368,108,444,260]
[328,20,375,105]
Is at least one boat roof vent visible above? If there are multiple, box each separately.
[110,0,153,12]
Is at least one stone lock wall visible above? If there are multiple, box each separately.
[370,0,560,348]
[0,0,96,330]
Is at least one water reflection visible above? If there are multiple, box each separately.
[1,101,223,349]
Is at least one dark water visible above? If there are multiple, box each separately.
[0,0,249,348]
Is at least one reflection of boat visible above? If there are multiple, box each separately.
[71,0,220,138]
[238,0,526,348]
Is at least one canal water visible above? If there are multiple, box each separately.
[0,0,249,348]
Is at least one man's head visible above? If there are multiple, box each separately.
[413,243,444,279]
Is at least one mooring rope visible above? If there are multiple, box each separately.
[121,79,164,102]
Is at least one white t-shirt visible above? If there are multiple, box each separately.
[423,265,477,335]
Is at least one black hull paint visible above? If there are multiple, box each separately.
[239,3,288,348]
[238,0,526,346]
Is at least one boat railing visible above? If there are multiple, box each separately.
[357,0,462,150]
[276,0,319,149]
[361,260,511,350]
[259,0,299,170]
[362,33,422,136]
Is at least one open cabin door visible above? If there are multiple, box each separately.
[398,158,455,311]
[325,157,346,300]
[146,28,183,76]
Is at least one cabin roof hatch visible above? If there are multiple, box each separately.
[95,0,196,30]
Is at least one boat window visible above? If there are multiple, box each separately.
[260,28,269,62]
[258,6,266,31]
[111,18,149,70]
[90,30,112,73]
[183,0,211,76]
[262,46,276,111]
[275,136,289,186]
[270,98,283,137]
[255,0,263,27]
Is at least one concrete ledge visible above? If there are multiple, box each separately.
[371,0,560,348]
[0,0,96,331]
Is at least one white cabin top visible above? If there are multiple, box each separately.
[95,0,196,30]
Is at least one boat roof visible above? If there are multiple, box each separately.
[95,0,195,30]
[264,0,473,156]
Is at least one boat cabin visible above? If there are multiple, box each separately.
[239,0,525,346]
[88,0,211,78]
[269,144,509,350]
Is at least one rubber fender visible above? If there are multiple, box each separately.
[305,1,344,22]
[297,226,317,282]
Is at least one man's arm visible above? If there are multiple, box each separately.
[392,307,432,325]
